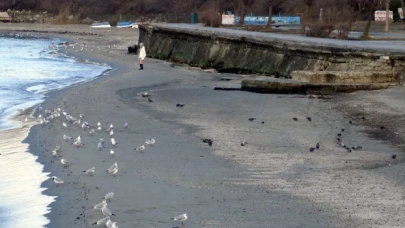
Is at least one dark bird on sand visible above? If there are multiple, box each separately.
[337,138,341,141]
[148,97,153,103]
[309,147,315,152]
[392,154,397,159]
[202,139,213,147]
[248,118,256,122]
[349,121,353,124]
[346,148,352,153]
[176,104,185,108]
[316,143,320,149]
[306,117,312,122]
[292,117,298,121]
[341,128,345,132]
[241,142,248,146]
[380,126,385,130]
[337,133,342,137]
[352,145,362,150]
[361,116,366,120]
[261,121,265,124]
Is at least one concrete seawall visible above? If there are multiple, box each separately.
[139,24,405,84]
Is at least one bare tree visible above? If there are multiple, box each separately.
[384,0,390,32]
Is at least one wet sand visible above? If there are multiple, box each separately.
[2,23,405,228]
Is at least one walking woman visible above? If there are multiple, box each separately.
[138,43,146,70]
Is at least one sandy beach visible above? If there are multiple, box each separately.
[2,23,405,228]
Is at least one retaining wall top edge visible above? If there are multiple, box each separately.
[139,24,405,57]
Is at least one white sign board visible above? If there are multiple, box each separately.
[399,8,404,19]
[374,10,393,21]
[222,15,235,25]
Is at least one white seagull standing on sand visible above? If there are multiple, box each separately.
[145,138,155,146]
[135,145,145,151]
[51,150,57,157]
[92,216,110,226]
[103,192,114,202]
[89,129,95,135]
[102,204,115,216]
[84,167,96,176]
[107,162,118,173]
[93,199,107,210]
[172,213,188,226]
[97,122,102,131]
[97,142,103,151]
[108,167,119,176]
[51,176,64,186]
[61,158,71,167]
[62,122,68,128]
[110,138,117,147]
[109,130,114,137]
[63,134,73,141]
[110,149,115,157]
[124,122,128,129]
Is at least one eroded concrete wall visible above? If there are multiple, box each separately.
[139,25,405,84]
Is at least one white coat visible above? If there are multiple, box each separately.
[138,46,146,60]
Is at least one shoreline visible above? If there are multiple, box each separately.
[3,24,405,228]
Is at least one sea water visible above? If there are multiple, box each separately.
[0,37,111,228]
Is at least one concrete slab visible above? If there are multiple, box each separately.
[241,77,395,95]
[291,71,395,83]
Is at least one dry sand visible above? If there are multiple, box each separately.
[2,23,405,228]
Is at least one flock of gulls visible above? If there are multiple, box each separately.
[25,102,188,227]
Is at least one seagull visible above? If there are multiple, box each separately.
[51,176,64,186]
[108,167,119,176]
[124,122,128,129]
[102,204,115,216]
[62,122,67,128]
[92,216,110,226]
[110,138,117,146]
[110,130,114,137]
[292,117,298,121]
[82,122,90,129]
[110,124,114,129]
[110,149,115,157]
[98,126,102,131]
[145,138,155,146]
[76,135,81,141]
[94,199,107,210]
[63,134,73,141]
[61,158,71,167]
[306,117,312,122]
[103,192,114,202]
[172,213,188,226]
[316,143,320,149]
[83,167,95,176]
[248,118,256,121]
[141,92,150,97]
[89,129,95,135]
[79,114,84,119]
[135,145,145,151]
[51,150,57,157]
[97,142,103,151]
[107,162,118,173]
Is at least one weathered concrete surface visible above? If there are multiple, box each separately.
[241,77,394,95]
[291,70,395,83]
[139,24,405,84]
